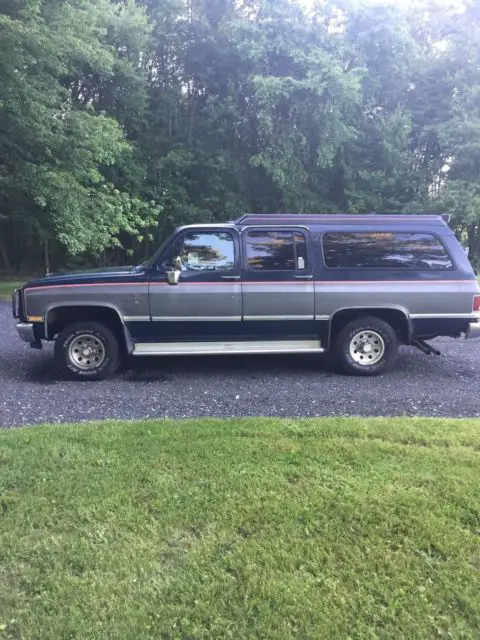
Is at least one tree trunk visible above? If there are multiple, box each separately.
[467,224,480,267]
[44,239,51,275]
[0,235,11,271]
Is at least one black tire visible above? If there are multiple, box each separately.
[334,316,398,376]
[54,321,121,381]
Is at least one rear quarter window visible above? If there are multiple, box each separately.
[321,232,454,270]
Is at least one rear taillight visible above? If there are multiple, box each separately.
[473,295,480,312]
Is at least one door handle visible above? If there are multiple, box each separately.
[293,274,313,280]
[221,275,241,281]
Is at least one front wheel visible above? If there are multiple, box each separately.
[334,316,398,376]
[55,321,121,380]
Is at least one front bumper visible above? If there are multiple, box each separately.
[465,322,480,340]
[16,322,36,343]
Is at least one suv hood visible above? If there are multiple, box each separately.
[23,265,147,289]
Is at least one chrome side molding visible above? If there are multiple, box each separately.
[133,339,324,356]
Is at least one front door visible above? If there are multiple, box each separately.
[147,228,242,341]
[241,227,315,339]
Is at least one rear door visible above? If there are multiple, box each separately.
[241,227,315,336]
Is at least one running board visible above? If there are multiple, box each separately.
[133,339,324,356]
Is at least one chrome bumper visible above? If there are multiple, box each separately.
[465,322,480,340]
[16,322,35,343]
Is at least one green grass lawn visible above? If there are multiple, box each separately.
[0,280,27,300]
[1,418,479,639]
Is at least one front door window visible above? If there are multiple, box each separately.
[162,232,236,275]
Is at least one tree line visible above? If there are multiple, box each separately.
[1,0,480,274]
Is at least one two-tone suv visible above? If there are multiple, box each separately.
[12,214,480,379]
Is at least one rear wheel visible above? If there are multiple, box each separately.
[334,316,398,376]
[55,321,121,380]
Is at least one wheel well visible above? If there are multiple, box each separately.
[329,308,411,345]
[46,306,126,348]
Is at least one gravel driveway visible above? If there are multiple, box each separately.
[1,301,479,427]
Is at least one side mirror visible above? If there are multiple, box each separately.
[166,256,182,285]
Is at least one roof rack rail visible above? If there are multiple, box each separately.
[234,213,448,226]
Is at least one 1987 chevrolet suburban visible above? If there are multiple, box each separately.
[12,214,480,380]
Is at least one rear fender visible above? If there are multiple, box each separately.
[328,306,412,348]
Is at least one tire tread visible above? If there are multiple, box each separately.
[334,316,398,376]
[54,321,121,381]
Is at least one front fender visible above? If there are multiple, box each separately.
[43,303,135,354]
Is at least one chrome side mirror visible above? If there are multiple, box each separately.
[166,256,182,285]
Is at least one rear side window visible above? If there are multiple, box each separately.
[245,230,308,270]
[322,232,453,270]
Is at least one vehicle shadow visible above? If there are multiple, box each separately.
[12,350,337,384]
[121,352,338,382]
[117,347,442,383]
[4,342,464,385]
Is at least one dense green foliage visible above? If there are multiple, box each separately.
[1,417,480,638]
[1,0,480,272]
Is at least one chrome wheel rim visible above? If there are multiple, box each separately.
[349,330,385,366]
[68,334,106,371]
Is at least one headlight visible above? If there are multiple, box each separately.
[12,289,21,318]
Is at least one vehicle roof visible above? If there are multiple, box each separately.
[176,214,452,236]
[234,214,449,227]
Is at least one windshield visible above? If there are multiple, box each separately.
[132,235,173,271]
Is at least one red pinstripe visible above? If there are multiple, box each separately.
[24,279,476,293]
